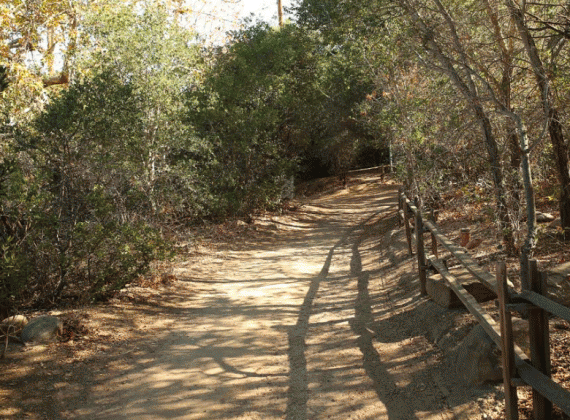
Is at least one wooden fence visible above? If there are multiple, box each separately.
[347,164,392,177]
[398,189,570,420]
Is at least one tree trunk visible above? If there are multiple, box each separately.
[505,0,570,232]
[43,72,69,87]
[278,0,284,28]
[475,107,517,256]
[548,111,570,233]
[514,117,537,289]
[483,0,524,246]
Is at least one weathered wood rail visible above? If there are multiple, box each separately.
[397,189,570,419]
[347,164,392,177]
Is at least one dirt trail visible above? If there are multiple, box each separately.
[1,174,489,419]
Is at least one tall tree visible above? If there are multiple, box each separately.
[78,0,201,215]
[278,0,284,27]
[0,66,8,92]
[188,24,313,215]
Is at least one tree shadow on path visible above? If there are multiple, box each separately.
[349,231,420,420]
[285,211,381,420]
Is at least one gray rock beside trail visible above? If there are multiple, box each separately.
[21,315,62,344]
[454,324,502,385]
[548,217,561,228]
[511,317,530,356]
[454,317,530,386]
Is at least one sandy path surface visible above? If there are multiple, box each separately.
[1,174,488,419]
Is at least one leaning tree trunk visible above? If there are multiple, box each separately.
[506,0,570,233]
[476,107,517,256]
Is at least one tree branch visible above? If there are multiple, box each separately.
[43,73,69,87]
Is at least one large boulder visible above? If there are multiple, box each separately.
[548,261,570,286]
[454,324,502,385]
[21,315,62,344]
[510,317,530,357]
[427,274,463,309]
[454,317,530,386]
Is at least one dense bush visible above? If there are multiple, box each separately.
[0,71,174,314]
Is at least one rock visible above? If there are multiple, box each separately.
[511,317,530,357]
[1,315,28,336]
[549,261,570,278]
[536,212,555,223]
[454,324,502,385]
[280,175,295,200]
[454,317,530,386]
[21,315,62,344]
[427,274,462,309]
[427,272,496,309]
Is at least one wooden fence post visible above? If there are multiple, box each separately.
[497,261,519,420]
[429,209,438,259]
[520,253,531,292]
[398,188,403,227]
[539,271,552,373]
[529,260,552,420]
[460,228,471,247]
[415,197,427,295]
[403,192,413,256]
